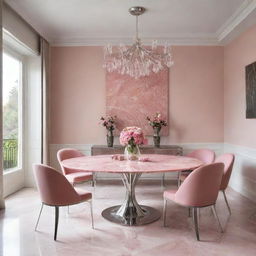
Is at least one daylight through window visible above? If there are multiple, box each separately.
[2,52,22,171]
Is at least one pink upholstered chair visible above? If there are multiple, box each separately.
[164,163,224,241]
[57,148,95,187]
[33,164,94,240]
[215,153,235,215]
[178,149,215,186]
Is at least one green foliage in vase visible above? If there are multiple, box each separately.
[126,138,139,154]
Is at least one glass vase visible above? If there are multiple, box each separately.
[107,130,114,147]
[124,144,140,161]
[153,126,161,148]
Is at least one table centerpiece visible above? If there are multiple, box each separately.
[120,126,147,160]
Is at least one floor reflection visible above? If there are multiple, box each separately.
[1,182,256,256]
[2,218,20,256]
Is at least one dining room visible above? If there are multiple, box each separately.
[0,0,256,255]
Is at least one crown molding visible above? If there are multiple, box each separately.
[49,1,256,47]
[217,0,256,43]
[50,34,219,46]
[7,0,256,47]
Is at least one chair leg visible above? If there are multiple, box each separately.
[161,173,165,187]
[54,206,59,241]
[211,205,224,233]
[92,173,96,187]
[192,207,200,241]
[163,199,167,227]
[89,200,94,229]
[67,182,75,214]
[222,190,231,215]
[35,203,44,231]
[188,207,191,217]
[93,175,97,197]
[177,172,181,187]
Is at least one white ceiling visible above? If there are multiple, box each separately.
[5,0,256,45]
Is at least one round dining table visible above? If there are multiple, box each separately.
[61,154,203,226]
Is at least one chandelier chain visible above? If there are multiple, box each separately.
[136,16,138,41]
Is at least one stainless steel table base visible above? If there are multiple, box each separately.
[102,205,161,226]
[101,172,161,226]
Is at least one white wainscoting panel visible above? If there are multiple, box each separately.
[3,169,24,197]
[224,143,256,203]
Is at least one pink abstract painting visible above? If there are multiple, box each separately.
[106,69,169,136]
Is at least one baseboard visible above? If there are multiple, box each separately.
[3,169,25,197]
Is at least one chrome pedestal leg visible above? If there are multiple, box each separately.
[116,173,145,221]
[222,190,231,215]
[35,203,44,231]
[102,173,160,226]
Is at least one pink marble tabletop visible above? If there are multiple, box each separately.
[61,154,203,174]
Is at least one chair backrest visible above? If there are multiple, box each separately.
[187,149,215,164]
[33,164,81,206]
[175,163,224,207]
[214,153,235,191]
[57,148,85,175]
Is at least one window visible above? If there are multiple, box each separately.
[2,52,23,171]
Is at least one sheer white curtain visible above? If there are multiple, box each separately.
[41,38,50,165]
[0,4,50,198]
[0,0,5,209]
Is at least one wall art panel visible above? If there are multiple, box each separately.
[246,61,256,118]
[106,69,169,136]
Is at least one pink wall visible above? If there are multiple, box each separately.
[224,24,256,148]
[50,46,224,144]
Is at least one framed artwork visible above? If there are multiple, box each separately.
[246,61,256,118]
[106,69,169,136]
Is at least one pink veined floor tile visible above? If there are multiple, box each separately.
[1,180,256,256]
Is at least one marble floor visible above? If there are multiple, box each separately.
[1,180,256,256]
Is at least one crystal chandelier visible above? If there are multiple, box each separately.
[103,6,174,79]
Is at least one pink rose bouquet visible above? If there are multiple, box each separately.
[120,126,147,159]
[100,115,117,147]
[100,115,117,131]
[146,112,167,129]
[146,112,167,147]
[120,126,147,146]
